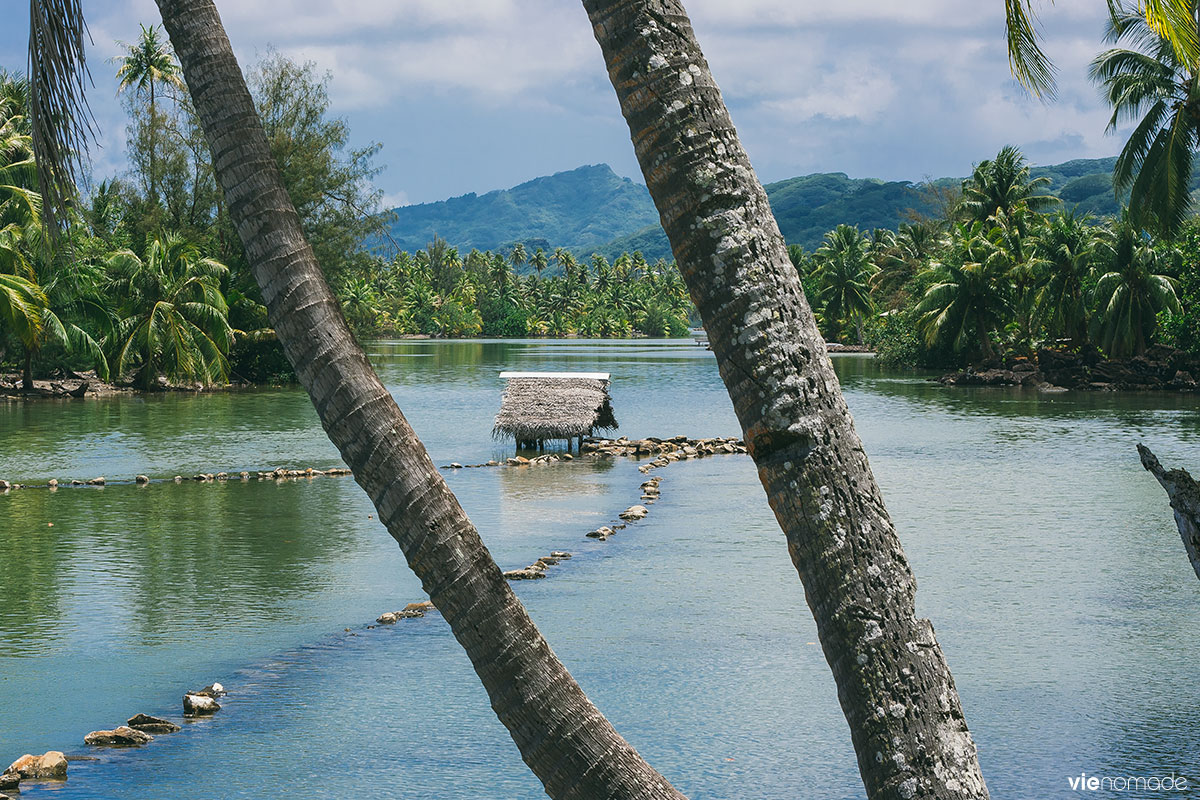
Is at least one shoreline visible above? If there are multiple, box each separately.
[935,345,1199,394]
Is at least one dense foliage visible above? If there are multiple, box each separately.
[334,239,693,339]
[791,145,1198,369]
[0,35,385,387]
[0,34,694,391]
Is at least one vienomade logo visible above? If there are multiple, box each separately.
[1067,772,1189,792]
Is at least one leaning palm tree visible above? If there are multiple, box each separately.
[1092,217,1182,356]
[585,1,989,797]
[106,233,232,388]
[114,23,186,203]
[814,224,877,343]
[1089,1,1200,236]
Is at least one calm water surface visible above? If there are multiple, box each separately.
[1,339,1198,799]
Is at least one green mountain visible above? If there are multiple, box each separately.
[380,157,1130,264]
[378,164,659,255]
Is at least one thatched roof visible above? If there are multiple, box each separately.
[493,372,618,442]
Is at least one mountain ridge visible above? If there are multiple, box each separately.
[377,157,1128,263]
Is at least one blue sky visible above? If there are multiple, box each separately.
[1,1,1125,208]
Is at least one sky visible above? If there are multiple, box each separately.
[1,0,1128,209]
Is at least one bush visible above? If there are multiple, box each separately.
[866,311,959,369]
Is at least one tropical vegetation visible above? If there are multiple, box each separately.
[0,40,693,391]
[791,144,1196,369]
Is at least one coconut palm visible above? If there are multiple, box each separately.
[529,246,548,279]
[584,1,989,796]
[1090,1,1200,236]
[507,241,526,273]
[1035,210,1102,346]
[814,224,877,343]
[106,233,232,388]
[1092,218,1182,355]
[869,221,936,306]
[916,223,1013,361]
[114,23,186,203]
[17,222,112,387]
[959,145,1058,226]
[0,271,46,384]
[338,276,382,332]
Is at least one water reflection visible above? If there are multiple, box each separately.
[1,340,1198,798]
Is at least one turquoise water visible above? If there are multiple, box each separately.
[1,339,1198,798]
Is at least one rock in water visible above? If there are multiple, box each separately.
[0,772,20,791]
[503,568,546,580]
[127,713,181,734]
[619,505,649,521]
[84,726,154,746]
[196,682,226,697]
[183,693,221,716]
[5,751,68,779]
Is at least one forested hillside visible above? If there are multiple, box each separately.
[379,156,1146,264]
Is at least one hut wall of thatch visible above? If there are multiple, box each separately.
[493,372,617,446]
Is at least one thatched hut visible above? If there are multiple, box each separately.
[493,372,617,450]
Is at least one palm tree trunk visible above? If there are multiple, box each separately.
[978,322,995,363]
[152,2,682,798]
[22,349,33,390]
[583,2,989,798]
[149,81,157,204]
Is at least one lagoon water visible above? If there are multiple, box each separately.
[1,339,1198,799]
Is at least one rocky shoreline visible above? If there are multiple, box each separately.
[937,345,1200,393]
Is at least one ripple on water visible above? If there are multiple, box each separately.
[2,341,1198,798]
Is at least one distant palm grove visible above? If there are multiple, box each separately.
[1,9,1199,389]
[803,145,1197,368]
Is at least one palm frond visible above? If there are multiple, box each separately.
[1006,0,1057,99]
[1141,0,1200,66]
[28,0,97,235]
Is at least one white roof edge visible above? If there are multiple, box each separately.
[499,371,611,380]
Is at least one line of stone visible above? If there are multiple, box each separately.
[1,684,227,796]
[2,435,750,797]
[0,466,356,492]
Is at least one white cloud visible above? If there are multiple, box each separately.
[0,0,1133,202]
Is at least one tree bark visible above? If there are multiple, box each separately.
[582,3,989,798]
[153,2,684,798]
[1138,445,1200,582]
[22,349,33,391]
